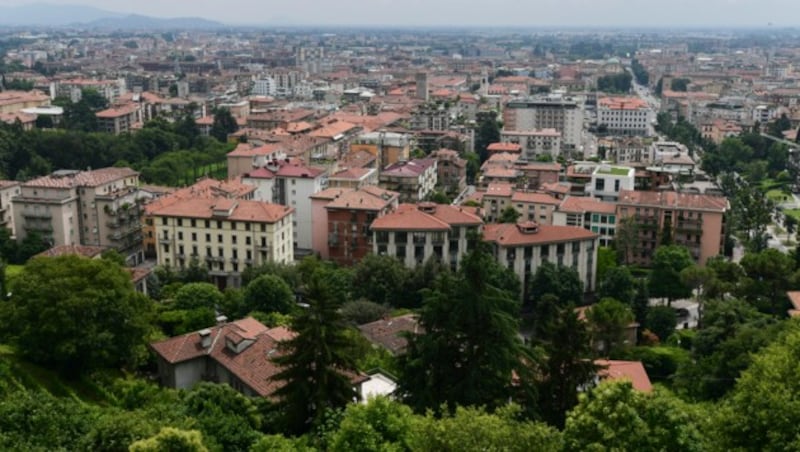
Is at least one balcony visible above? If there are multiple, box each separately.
[328,233,339,246]
[158,237,171,245]
[230,257,239,264]
[23,211,52,219]
[257,244,270,251]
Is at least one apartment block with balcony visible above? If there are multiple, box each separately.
[379,159,437,203]
[481,182,560,224]
[587,165,635,202]
[597,97,654,137]
[151,198,294,288]
[503,94,583,149]
[615,190,729,266]
[371,203,482,271]
[553,196,618,247]
[96,103,140,135]
[12,167,144,264]
[483,221,599,296]
[500,128,562,160]
[430,148,466,195]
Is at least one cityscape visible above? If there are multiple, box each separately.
[0,2,799,450]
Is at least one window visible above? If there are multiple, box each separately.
[246,237,251,245]
[245,223,251,231]
[232,236,237,244]
[205,233,211,242]
[217,221,223,229]
[192,232,197,241]
[595,178,605,191]
[191,219,196,227]
[218,234,223,243]
[161,217,167,225]
[177,219,183,227]
[178,232,183,240]
[205,220,210,228]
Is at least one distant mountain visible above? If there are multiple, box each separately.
[82,14,225,30]
[0,3,225,29]
[0,3,123,26]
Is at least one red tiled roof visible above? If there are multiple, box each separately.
[596,359,653,393]
[559,196,617,214]
[326,186,398,211]
[151,198,292,223]
[617,190,728,212]
[483,222,597,247]
[370,203,451,231]
[35,244,105,258]
[358,314,421,355]
[275,163,326,179]
[512,192,560,205]
[487,142,522,152]
[24,167,138,189]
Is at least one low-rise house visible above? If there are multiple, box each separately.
[430,148,467,195]
[594,360,653,392]
[587,165,635,202]
[357,313,420,355]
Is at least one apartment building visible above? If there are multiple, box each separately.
[96,103,140,135]
[0,90,50,114]
[371,203,482,271]
[349,131,411,169]
[317,186,399,265]
[379,159,438,203]
[328,167,378,190]
[615,190,729,266]
[0,181,21,236]
[553,196,618,247]
[503,94,583,149]
[481,183,560,224]
[430,148,467,195]
[273,163,329,252]
[483,221,599,295]
[500,128,562,160]
[587,165,635,202]
[12,167,144,264]
[597,97,654,137]
[151,198,294,288]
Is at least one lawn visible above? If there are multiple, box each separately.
[785,209,800,221]
[767,189,792,203]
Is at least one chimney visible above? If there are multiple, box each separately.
[199,328,212,348]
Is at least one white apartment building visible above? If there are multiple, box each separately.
[553,196,618,247]
[503,94,583,149]
[483,221,599,294]
[0,181,21,236]
[151,198,294,288]
[252,77,277,96]
[500,128,562,160]
[273,163,328,252]
[587,165,635,202]
[371,203,482,271]
[12,168,144,264]
[597,97,654,137]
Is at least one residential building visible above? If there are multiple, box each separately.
[587,165,635,202]
[371,203,482,270]
[615,190,729,266]
[597,97,654,136]
[481,183,560,224]
[0,90,50,114]
[349,131,411,168]
[12,167,144,264]
[430,148,467,195]
[252,77,277,96]
[500,128,562,160]
[379,159,437,203]
[595,360,653,392]
[410,104,450,131]
[96,103,140,135]
[0,181,21,236]
[320,186,399,265]
[151,197,294,288]
[328,167,378,190]
[503,94,583,149]
[483,221,599,295]
[273,163,328,252]
[553,196,618,247]
[700,118,742,144]
[358,313,420,355]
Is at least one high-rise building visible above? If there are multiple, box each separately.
[415,72,429,101]
[503,94,583,150]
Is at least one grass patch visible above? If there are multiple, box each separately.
[5,264,24,278]
[785,209,800,221]
[760,178,786,192]
[597,166,631,176]
[767,189,792,203]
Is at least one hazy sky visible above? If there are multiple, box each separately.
[0,0,798,27]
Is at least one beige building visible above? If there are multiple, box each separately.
[12,168,143,263]
[615,190,728,266]
[96,103,140,135]
[0,181,21,236]
[481,183,561,224]
[483,221,599,294]
[0,90,50,114]
[151,197,294,288]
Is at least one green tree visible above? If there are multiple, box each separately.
[613,216,640,265]
[597,266,636,306]
[399,242,532,413]
[527,261,584,308]
[243,273,296,316]
[632,278,650,327]
[645,305,677,342]
[498,206,522,223]
[739,248,794,315]
[585,298,635,356]
[0,390,95,451]
[329,397,416,452]
[474,111,500,163]
[270,270,361,434]
[1,255,153,375]
[340,299,390,326]
[352,254,410,307]
[563,381,705,452]
[129,427,208,452]
[713,322,800,451]
[181,382,263,451]
[209,108,237,142]
[648,245,693,304]
[680,264,716,325]
[172,282,223,311]
[595,246,617,282]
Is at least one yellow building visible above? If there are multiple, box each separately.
[151,197,293,288]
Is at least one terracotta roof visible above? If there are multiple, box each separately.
[483,222,597,247]
[24,167,138,189]
[382,159,436,177]
[484,182,515,198]
[617,190,728,212]
[96,103,138,118]
[358,314,420,355]
[242,167,275,179]
[151,198,293,223]
[595,360,653,392]
[331,167,374,180]
[512,192,560,205]
[275,163,326,179]
[558,196,617,214]
[787,291,800,317]
[144,178,256,215]
[370,203,451,231]
[326,186,398,211]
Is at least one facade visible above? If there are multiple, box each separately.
[597,97,654,136]
[96,103,140,135]
[481,183,560,224]
[323,186,399,266]
[371,203,482,271]
[0,90,50,114]
[500,129,562,160]
[273,163,328,252]
[349,132,411,169]
[615,190,729,266]
[252,77,277,96]
[587,165,635,202]
[328,167,378,190]
[12,168,144,264]
[410,104,451,131]
[151,198,294,288]
[483,221,599,295]
[553,196,618,247]
[379,159,438,203]
[503,95,583,149]
[430,148,467,195]
[0,181,21,236]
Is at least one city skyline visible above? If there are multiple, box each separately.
[0,0,798,28]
